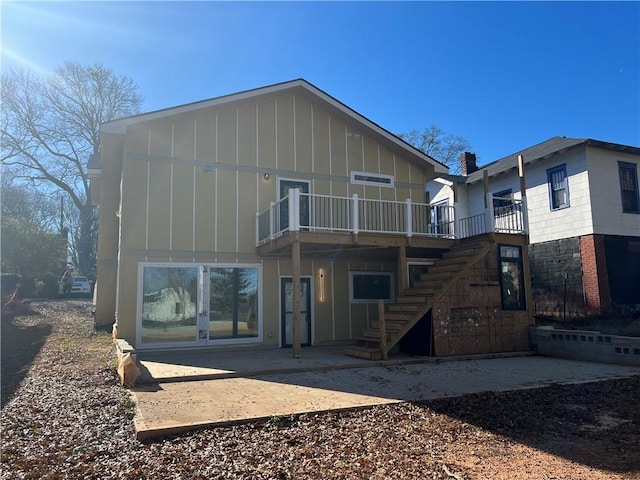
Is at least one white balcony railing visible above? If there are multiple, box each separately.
[256,190,527,246]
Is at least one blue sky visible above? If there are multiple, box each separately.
[2,1,639,165]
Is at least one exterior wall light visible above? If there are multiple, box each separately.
[263,173,270,180]
[319,268,325,302]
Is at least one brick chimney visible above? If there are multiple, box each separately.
[460,152,478,176]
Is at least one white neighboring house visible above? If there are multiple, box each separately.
[427,137,640,317]
[142,287,197,324]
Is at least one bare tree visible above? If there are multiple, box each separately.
[1,62,142,277]
[398,125,472,173]
[1,174,60,232]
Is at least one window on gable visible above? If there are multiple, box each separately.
[547,165,569,210]
[619,162,640,214]
[350,171,395,188]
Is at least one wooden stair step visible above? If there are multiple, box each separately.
[371,320,407,331]
[396,295,432,303]
[434,256,476,266]
[385,312,416,321]
[418,271,453,281]
[355,334,386,343]
[442,243,488,258]
[449,241,487,252]
[412,278,445,288]
[388,304,420,312]
[428,263,463,274]
[344,346,383,361]
[358,331,391,341]
[403,287,438,296]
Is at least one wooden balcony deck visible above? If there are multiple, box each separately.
[256,190,527,257]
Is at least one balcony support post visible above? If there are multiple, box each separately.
[399,245,408,293]
[518,154,529,234]
[292,232,301,358]
[483,170,494,233]
[453,182,460,239]
[378,299,388,361]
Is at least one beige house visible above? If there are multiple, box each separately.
[91,79,533,360]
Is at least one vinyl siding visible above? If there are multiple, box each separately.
[587,147,640,236]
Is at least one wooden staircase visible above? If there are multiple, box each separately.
[344,238,494,360]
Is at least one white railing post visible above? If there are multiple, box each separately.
[289,188,300,232]
[405,198,412,237]
[352,194,359,234]
[521,197,529,233]
[486,193,495,233]
[255,212,260,244]
[269,201,275,237]
[453,203,460,238]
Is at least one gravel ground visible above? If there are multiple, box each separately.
[1,301,639,480]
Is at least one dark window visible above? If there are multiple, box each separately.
[499,245,526,310]
[619,162,640,214]
[350,272,393,303]
[547,165,569,210]
[408,264,431,288]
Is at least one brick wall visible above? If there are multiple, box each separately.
[580,234,611,316]
[432,244,532,356]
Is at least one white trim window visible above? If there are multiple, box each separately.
[619,161,640,214]
[349,271,394,303]
[547,164,570,210]
[350,171,395,188]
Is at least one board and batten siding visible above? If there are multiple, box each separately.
[111,91,428,346]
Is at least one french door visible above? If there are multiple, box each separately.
[280,277,311,347]
[279,179,310,230]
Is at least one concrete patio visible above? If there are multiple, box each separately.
[130,348,640,440]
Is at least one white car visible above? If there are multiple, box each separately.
[70,276,92,297]
[58,276,91,297]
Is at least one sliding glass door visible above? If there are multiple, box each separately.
[208,266,259,341]
[138,263,261,347]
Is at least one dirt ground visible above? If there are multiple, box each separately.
[1,301,639,479]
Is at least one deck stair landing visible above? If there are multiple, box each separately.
[344,239,494,360]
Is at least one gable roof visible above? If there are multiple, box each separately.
[101,78,448,175]
[462,136,640,184]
